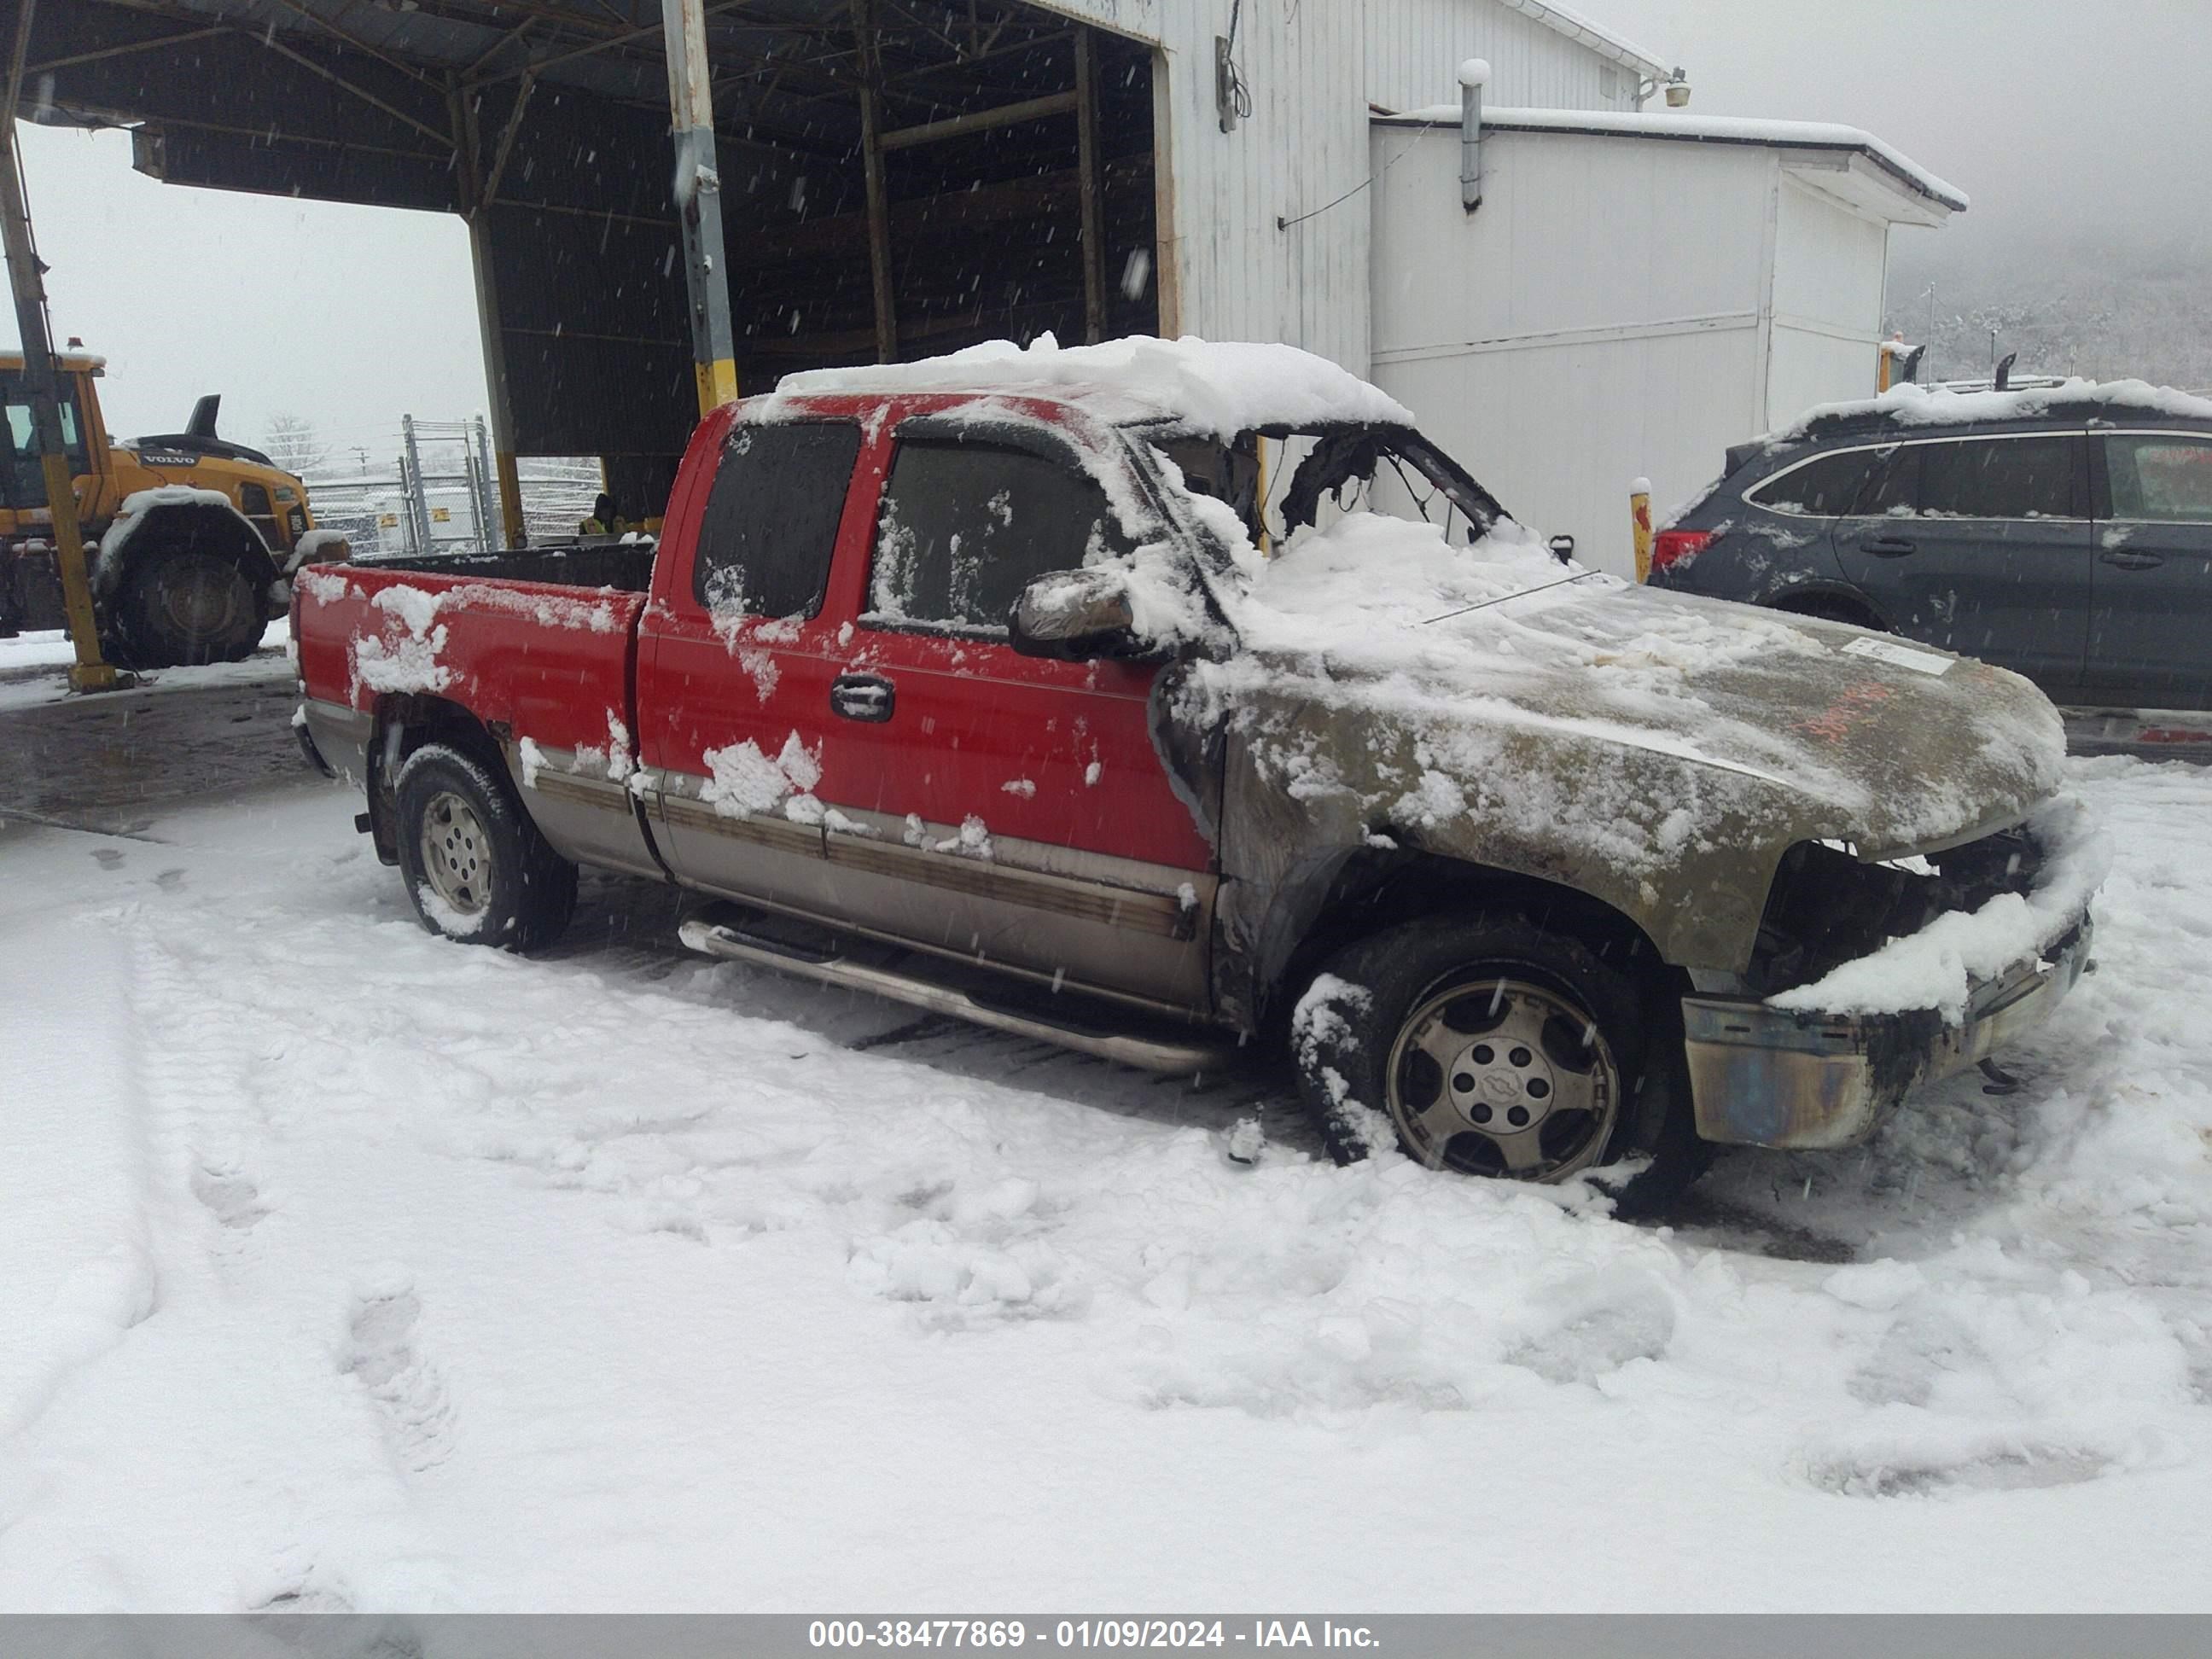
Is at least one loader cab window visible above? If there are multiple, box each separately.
[0,372,93,509]
[237,482,282,548]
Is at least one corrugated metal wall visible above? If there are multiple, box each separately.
[1148,4,1371,369]
[1368,125,1776,571]
[1138,0,1622,372]
[1365,0,1627,114]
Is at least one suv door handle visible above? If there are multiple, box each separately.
[2100,550,2166,571]
[830,672,895,723]
[1859,534,1917,557]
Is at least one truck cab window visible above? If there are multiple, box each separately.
[693,421,862,619]
[868,439,1131,632]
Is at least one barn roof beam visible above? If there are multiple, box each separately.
[876,87,1074,150]
[250,30,456,150]
[26,25,227,77]
[263,0,445,91]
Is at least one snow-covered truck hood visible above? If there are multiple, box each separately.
[1180,515,2065,976]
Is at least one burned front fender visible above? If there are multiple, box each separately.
[1166,571,2068,1037]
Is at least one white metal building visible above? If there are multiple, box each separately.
[1033,0,1960,573]
[1369,108,1964,569]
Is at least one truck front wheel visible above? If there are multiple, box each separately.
[123,549,265,667]
[394,742,578,952]
[1292,913,1708,1217]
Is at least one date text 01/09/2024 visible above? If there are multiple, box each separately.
[806,1621,1382,1649]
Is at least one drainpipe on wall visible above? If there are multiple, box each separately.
[1458,57,1488,212]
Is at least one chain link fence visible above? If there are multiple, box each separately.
[301,416,605,560]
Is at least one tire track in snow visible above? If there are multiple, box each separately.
[0,916,159,1444]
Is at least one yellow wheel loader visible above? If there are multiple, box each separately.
[0,350,335,667]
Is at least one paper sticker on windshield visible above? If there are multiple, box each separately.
[1841,636,1952,676]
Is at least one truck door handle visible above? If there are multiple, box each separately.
[1859,534,1917,557]
[2100,550,2166,571]
[830,672,895,723]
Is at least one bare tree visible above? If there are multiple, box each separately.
[263,413,332,479]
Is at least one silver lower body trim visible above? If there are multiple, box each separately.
[677,916,1240,1075]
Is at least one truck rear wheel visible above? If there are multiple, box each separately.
[1292,912,1708,1217]
[123,549,265,666]
[394,742,577,952]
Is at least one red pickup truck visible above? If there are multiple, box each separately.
[293,339,2096,1212]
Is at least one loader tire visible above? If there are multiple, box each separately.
[123,547,264,667]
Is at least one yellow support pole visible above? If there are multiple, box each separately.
[1630,477,1653,584]
[0,85,120,691]
[664,0,740,413]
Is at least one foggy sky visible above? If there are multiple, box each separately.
[1593,0,2212,260]
[4,0,2205,455]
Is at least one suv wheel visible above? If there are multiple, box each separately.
[394,742,578,952]
[1293,912,1709,1216]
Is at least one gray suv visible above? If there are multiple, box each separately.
[1650,388,2212,712]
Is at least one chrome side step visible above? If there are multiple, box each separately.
[676,916,1238,1074]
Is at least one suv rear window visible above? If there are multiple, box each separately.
[2106,434,2212,522]
[868,438,1130,632]
[1915,435,2077,520]
[1747,449,1884,516]
[692,421,861,619]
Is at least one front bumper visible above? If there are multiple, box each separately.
[1680,914,2094,1150]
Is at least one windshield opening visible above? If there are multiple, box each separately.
[1150,424,1509,556]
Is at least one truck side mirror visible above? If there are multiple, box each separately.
[1547,533,1575,563]
[1008,568,1160,662]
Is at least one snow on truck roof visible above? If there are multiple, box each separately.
[1380,104,1967,212]
[772,335,1416,439]
[1772,377,2212,444]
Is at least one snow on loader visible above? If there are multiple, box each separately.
[0,349,337,667]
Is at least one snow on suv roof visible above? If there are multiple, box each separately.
[1773,377,2212,445]
[772,334,1415,439]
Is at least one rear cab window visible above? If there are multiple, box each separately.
[865,435,1131,634]
[692,420,863,620]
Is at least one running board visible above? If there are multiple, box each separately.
[676,916,1237,1074]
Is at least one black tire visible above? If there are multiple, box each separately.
[1291,911,1709,1218]
[393,742,578,952]
[122,549,265,667]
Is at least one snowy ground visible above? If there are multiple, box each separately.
[4,756,2212,1610]
[0,623,292,715]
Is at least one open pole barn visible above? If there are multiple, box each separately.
[0,2,1668,523]
[5,1,1953,568]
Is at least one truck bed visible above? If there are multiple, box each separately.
[293,556,648,770]
[348,538,657,594]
